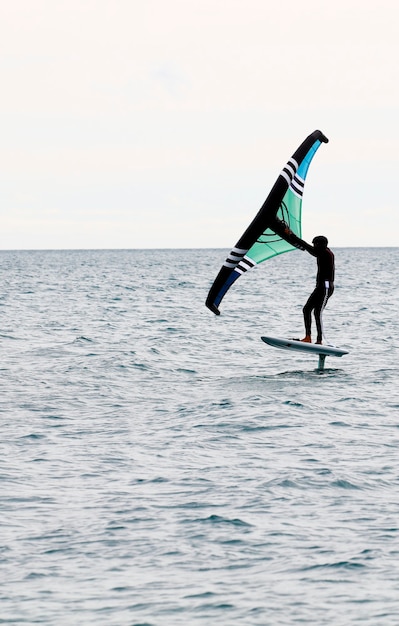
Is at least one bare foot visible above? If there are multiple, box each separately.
[316,340,323,345]
[300,336,311,343]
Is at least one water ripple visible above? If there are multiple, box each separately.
[1,249,399,625]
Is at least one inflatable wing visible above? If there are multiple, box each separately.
[206,130,329,315]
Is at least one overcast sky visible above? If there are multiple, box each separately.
[1,0,398,249]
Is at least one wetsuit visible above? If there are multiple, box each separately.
[300,243,334,343]
[270,218,334,343]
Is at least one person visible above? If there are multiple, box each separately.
[297,235,334,344]
[270,219,335,345]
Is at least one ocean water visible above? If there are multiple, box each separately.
[1,247,399,625]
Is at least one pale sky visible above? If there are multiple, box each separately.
[1,0,398,249]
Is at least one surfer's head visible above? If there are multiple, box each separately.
[312,235,328,249]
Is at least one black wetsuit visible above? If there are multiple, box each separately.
[270,218,334,343]
[301,243,334,343]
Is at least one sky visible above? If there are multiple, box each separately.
[1,0,398,249]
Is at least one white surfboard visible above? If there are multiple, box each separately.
[261,336,349,358]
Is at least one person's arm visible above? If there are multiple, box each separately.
[286,230,316,255]
[270,218,315,255]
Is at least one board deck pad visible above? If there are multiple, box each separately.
[261,336,349,357]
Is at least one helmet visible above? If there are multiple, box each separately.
[312,235,328,248]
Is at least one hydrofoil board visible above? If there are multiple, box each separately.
[261,336,348,358]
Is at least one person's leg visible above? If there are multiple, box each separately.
[301,290,317,342]
[314,285,334,344]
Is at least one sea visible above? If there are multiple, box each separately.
[1,247,399,625]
